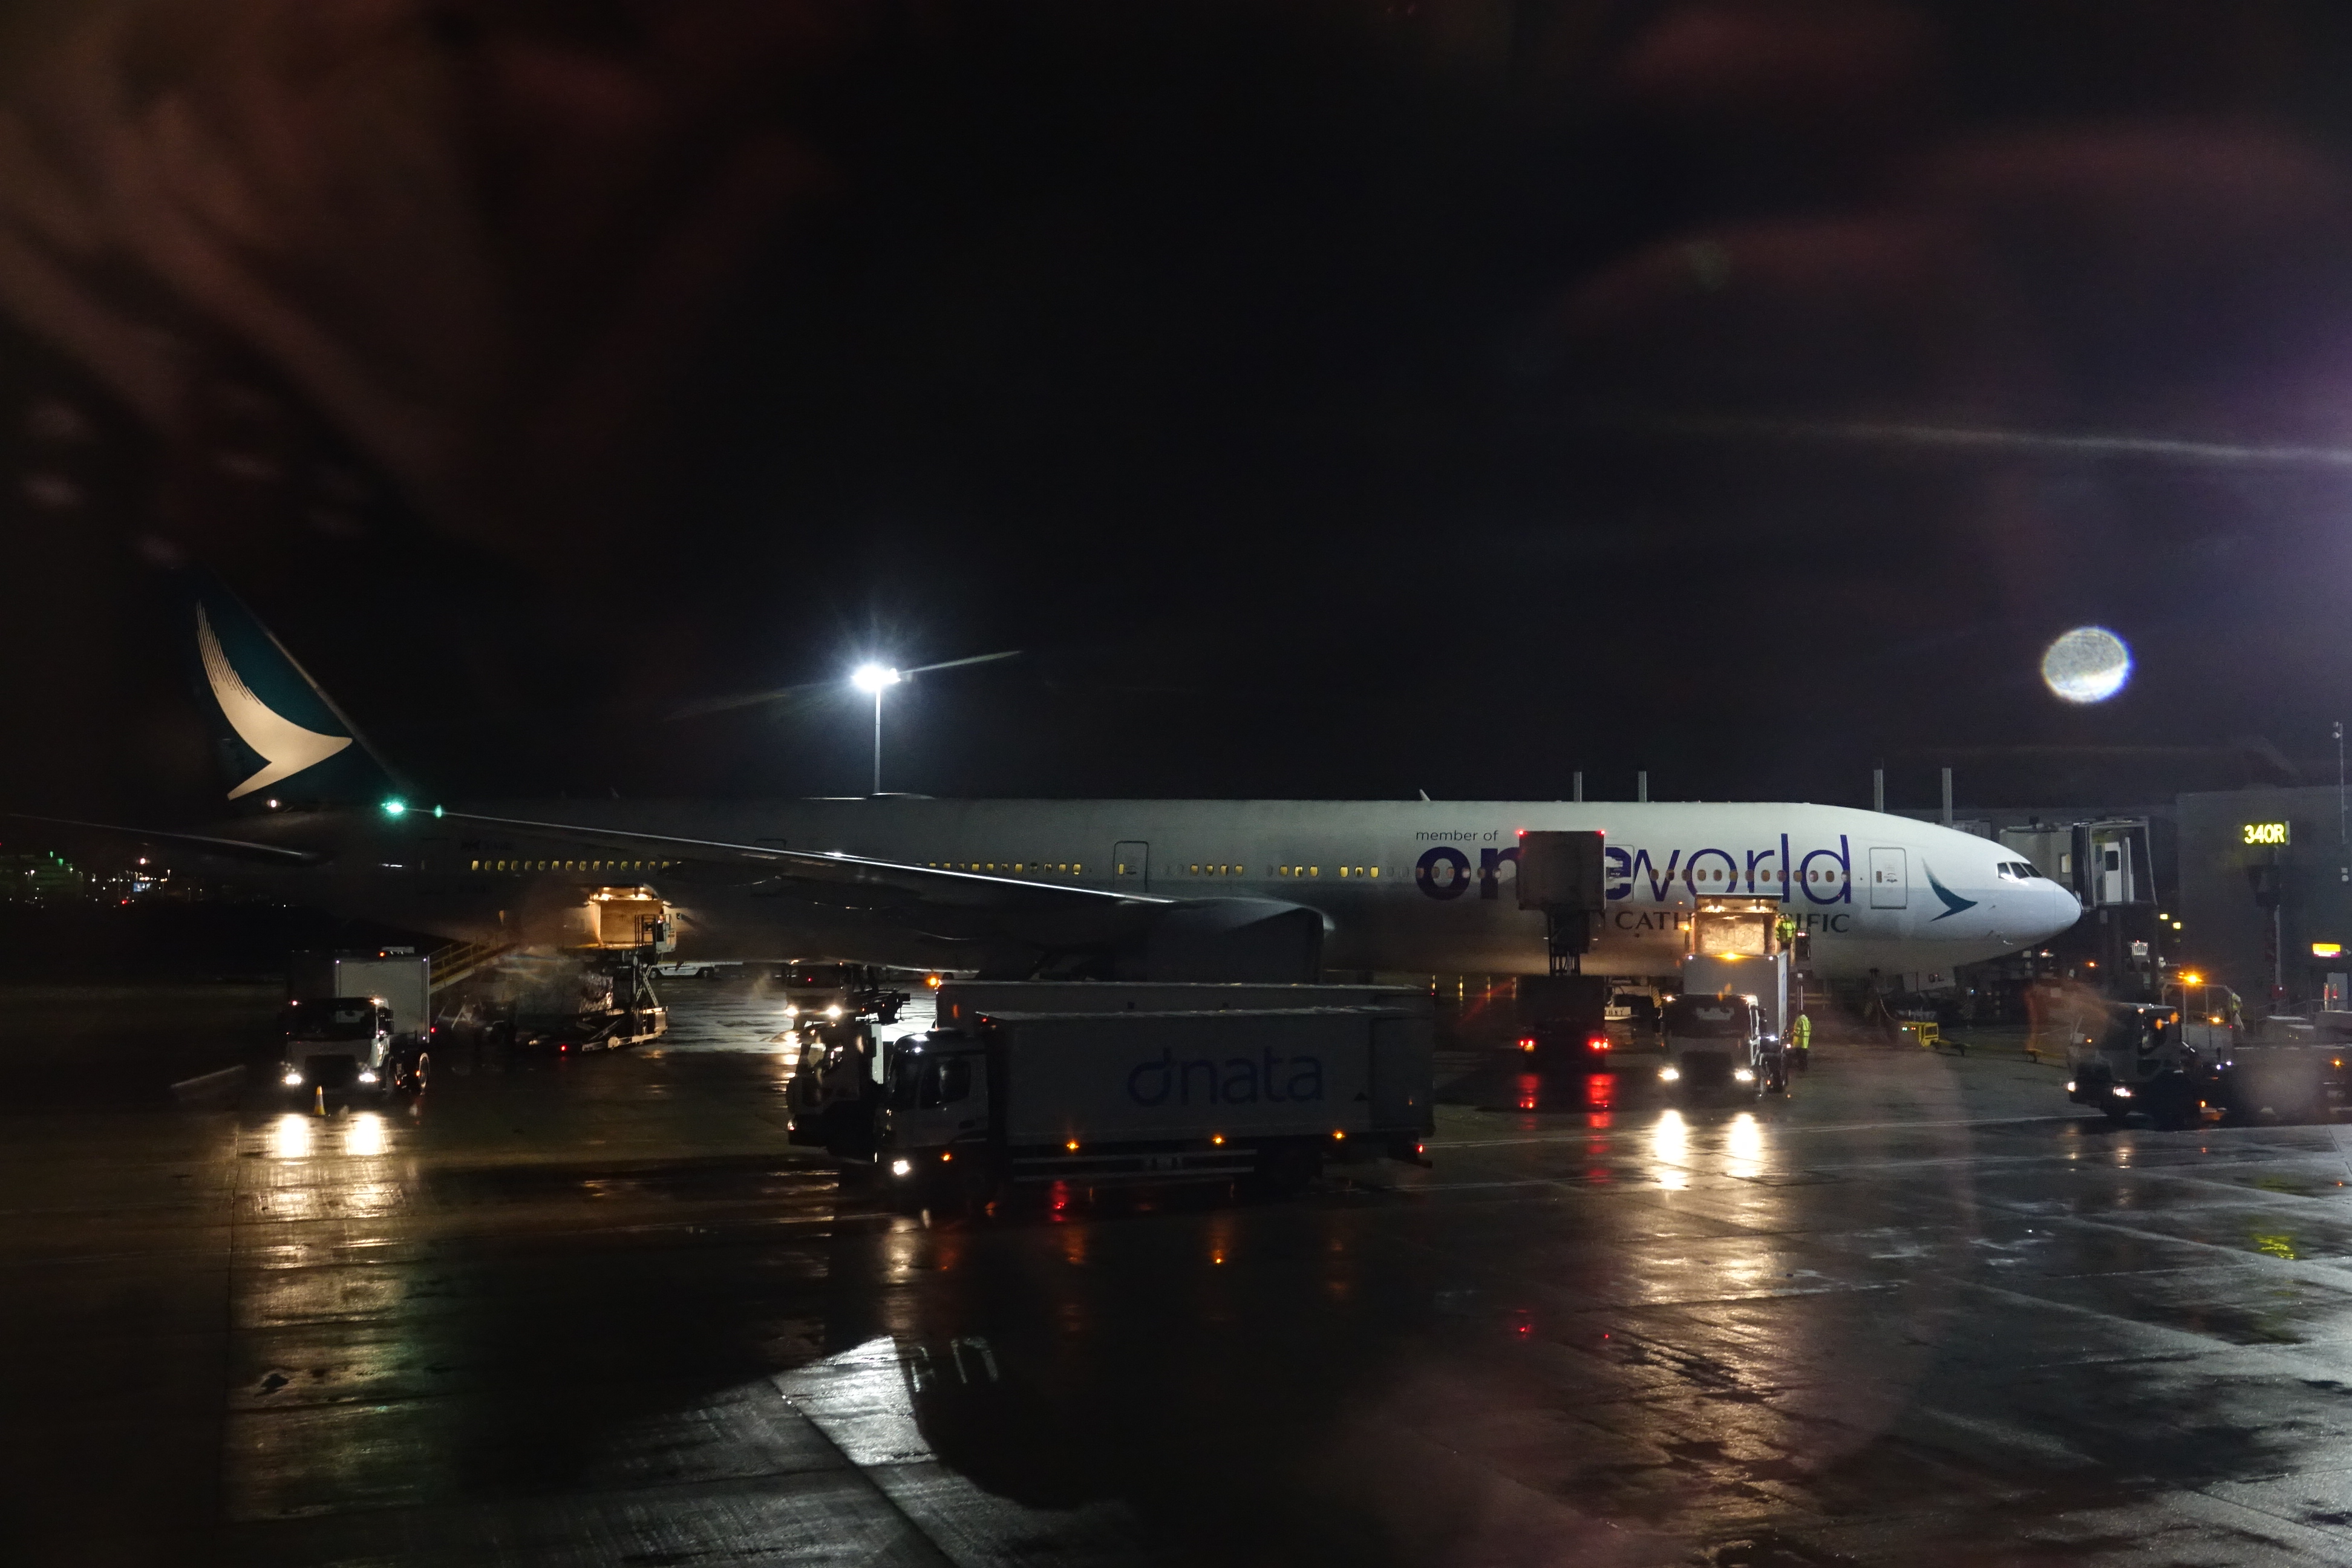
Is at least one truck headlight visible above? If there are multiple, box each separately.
[826,1004,843,1019]
[889,1158,912,1178]
[356,1070,379,1085]
[2065,1080,2076,1093]
[1658,1066,1680,1082]
[1733,1068,1756,1083]
[2111,1085,2132,1099]
[282,1070,303,1087]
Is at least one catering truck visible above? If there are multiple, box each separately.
[866,1007,1434,1206]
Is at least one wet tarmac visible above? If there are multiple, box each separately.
[11,981,2352,1566]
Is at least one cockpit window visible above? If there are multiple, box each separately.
[1996,861,2040,881]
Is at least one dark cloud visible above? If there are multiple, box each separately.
[6,0,2352,822]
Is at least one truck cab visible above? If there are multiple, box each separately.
[1659,993,1769,1099]
[281,996,394,1102]
[881,1034,988,1168]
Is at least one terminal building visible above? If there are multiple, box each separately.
[2175,788,2352,1011]
[1892,784,2351,1015]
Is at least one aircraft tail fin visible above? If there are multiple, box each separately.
[185,576,402,808]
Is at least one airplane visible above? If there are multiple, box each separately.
[13,578,2083,984]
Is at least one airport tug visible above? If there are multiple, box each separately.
[2067,978,2332,1128]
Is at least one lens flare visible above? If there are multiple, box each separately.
[2041,627,2131,704]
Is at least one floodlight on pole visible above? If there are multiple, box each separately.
[851,664,901,793]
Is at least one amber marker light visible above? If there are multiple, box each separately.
[1065,1139,1080,1151]
[1211,1134,1225,1146]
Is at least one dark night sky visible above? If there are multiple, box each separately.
[9,1,2352,823]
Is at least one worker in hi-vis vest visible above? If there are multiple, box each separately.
[1789,1009,1812,1073]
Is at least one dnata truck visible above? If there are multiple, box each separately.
[871,1006,1434,1206]
[785,978,1434,1161]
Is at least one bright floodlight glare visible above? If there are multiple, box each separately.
[2041,626,2132,705]
[851,662,901,693]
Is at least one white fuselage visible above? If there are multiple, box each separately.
[439,797,2079,981]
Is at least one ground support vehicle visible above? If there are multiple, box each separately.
[1514,973,1616,1072]
[481,953,666,1056]
[2075,984,2331,1127]
[2173,982,2331,1123]
[1659,993,1782,1100]
[869,1007,1434,1207]
[782,962,910,1031]
[2068,1003,2206,1128]
[2065,998,2329,1127]
[279,995,398,1105]
[2219,1036,2333,1124]
[286,950,436,1095]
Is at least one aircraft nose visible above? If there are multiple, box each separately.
[2042,881,2083,937]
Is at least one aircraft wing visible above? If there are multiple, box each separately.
[431,809,1170,912]
[0,811,330,866]
[431,809,1322,981]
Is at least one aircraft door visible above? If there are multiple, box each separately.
[1868,847,1907,909]
[1114,841,1150,893]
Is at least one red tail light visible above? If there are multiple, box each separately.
[1586,1036,1610,1051]
[1520,1037,1537,1051]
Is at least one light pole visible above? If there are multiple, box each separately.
[851,663,901,794]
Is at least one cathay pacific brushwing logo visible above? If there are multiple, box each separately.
[197,604,352,799]
[1922,863,1978,922]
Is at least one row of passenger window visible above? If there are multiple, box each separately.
[469,858,675,874]
[915,861,1384,880]
[924,861,1085,874]
[1682,867,1849,883]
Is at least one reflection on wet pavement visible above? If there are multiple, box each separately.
[14,984,2352,1565]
